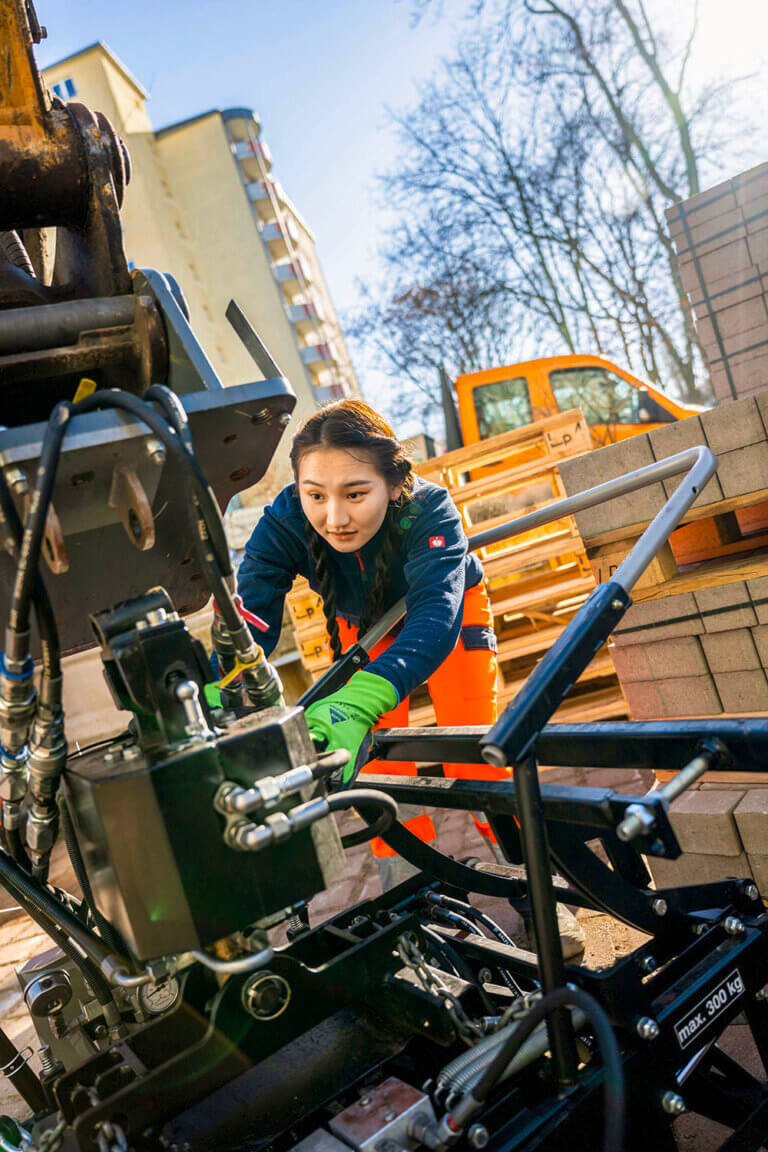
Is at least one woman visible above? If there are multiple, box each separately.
[238,399,497,827]
[236,400,584,954]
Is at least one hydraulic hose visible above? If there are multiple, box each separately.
[327,789,398,849]
[459,986,624,1152]
[421,925,495,1017]
[0,230,35,276]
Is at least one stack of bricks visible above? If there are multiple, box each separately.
[667,162,768,402]
[558,393,768,892]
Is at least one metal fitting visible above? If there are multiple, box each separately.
[174,679,214,742]
[639,955,657,974]
[4,467,27,496]
[744,883,760,902]
[723,916,745,936]
[755,984,768,1001]
[660,1091,686,1116]
[0,658,36,756]
[616,802,656,843]
[651,897,668,917]
[635,1016,660,1040]
[467,1125,489,1149]
[145,437,166,466]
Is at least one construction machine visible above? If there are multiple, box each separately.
[0,5,766,1152]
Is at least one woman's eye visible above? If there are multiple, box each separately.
[348,492,364,500]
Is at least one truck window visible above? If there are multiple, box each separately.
[549,367,640,425]
[473,377,532,438]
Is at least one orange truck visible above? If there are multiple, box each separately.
[448,353,703,449]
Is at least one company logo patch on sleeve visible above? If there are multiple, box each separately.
[429,536,446,548]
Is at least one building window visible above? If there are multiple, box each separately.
[52,78,77,100]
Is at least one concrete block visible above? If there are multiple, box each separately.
[712,350,768,402]
[697,295,768,346]
[681,239,753,294]
[747,224,768,268]
[701,396,766,455]
[669,789,745,855]
[713,668,768,712]
[695,582,757,632]
[734,790,768,854]
[645,635,708,679]
[700,628,760,674]
[750,625,768,666]
[607,642,652,683]
[689,264,764,313]
[747,577,768,624]
[717,442,768,498]
[648,851,753,890]
[649,415,724,506]
[621,680,664,720]
[558,433,663,539]
[612,592,702,646]
[745,854,768,898]
[657,673,722,717]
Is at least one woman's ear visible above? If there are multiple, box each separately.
[389,482,404,504]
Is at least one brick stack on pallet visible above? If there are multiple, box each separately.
[288,409,629,725]
[667,161,768,403]
[558,394,768,892]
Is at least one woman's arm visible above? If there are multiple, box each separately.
[237,493,306,657]
[366,487,468,701]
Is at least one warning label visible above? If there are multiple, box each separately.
[674,968,745,1050]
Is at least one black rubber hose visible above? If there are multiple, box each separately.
[327,789,398,849]
[59,799,126,957]
[0,467,61,684]
[430,893,517,949]
[5,401,71,661]
[468,986,625,1152]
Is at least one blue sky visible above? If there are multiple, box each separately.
[35,1,768,430]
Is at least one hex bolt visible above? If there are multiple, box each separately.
[611,599,624,611]
[145,437,166,465]
[745,883,760,902]
[660,1091,686,1116]
[639,955,657,974]
[383,1111,397,1123]
[478,968,493,985]
[636,1016,660,1040]
[755,985,768,1001]
[692,923,706,936]
[467,1124,490,1149]
[278,412,291,427]
[359,1095,372,1108]
[651,897,668,916]
[724,916,745,936]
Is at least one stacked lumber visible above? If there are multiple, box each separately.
[666,162,768,402]
[287,410,630,725]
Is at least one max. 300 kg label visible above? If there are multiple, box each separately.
[674,968,745,1050]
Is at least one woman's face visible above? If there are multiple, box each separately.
[297,447,402,553]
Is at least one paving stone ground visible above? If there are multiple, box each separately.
[0,764,760,1149]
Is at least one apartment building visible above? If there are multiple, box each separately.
[43,43,360,504]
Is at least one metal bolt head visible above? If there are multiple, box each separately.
[467,1124,490,1149]
[636,1016,660,1040]
[639,955,657,974]
[611,599,624,610]
[755,984,768,1001]
[359,1095,372,1107]
[660,1091,686,1116]
[724,916,745,936]
[692,923,706,936]
[651,897,668,916]
[745,883,760,902]
[478,967,493,984]
[145,437,166,465]
[383,1111,397,1123]
[278,412,291,427]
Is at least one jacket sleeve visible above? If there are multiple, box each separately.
[236,497,306,657]
[366,489,468,701]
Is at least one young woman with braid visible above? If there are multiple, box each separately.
[237,400,585,955]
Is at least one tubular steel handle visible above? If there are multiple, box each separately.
[300,446,717,715]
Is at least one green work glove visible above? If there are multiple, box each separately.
[305,670,398,785]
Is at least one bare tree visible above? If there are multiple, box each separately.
[355,0,752,428]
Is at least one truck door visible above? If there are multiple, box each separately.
[547,365,675,445]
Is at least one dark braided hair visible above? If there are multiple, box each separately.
[290,400,415,663]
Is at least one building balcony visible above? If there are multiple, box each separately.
[301,342,337,376]
[273,258,311,292]
[261,218,299,260]
[245,178,285,221]
[233,136,273,181]
[222,107,261,141]
[287,299,325,335]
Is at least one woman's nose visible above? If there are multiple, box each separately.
[326,499,350,528]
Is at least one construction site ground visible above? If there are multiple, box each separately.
[0,762,760,1148]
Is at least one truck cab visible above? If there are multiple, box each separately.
[454,354,703,447]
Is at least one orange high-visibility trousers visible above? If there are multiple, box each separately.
[335,582,507,856]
